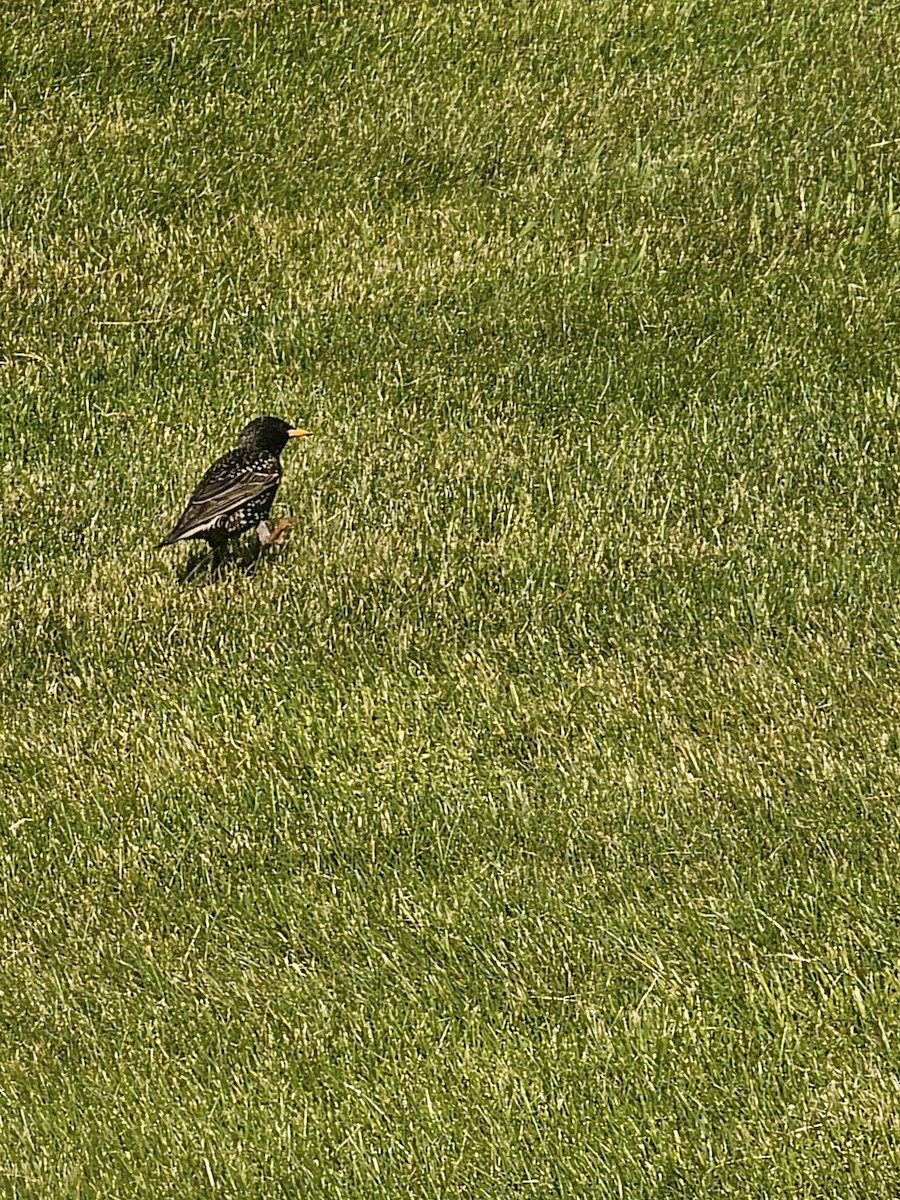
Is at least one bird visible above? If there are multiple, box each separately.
[157,415,309,556]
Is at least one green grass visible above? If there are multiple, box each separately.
[2,0,900,1194]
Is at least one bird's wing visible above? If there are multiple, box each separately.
[160,450,280,543]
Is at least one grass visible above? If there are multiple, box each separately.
[2,0,900,1194]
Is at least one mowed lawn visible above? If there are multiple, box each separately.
[2,1,900,1195]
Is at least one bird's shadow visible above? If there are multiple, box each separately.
[176,538,265,584]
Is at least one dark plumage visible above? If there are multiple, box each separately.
[157,416,309,553]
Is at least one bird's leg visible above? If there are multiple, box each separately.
[207,533,228,569]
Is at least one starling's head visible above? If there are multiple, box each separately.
[237,416,310,454]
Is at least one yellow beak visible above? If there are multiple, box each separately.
[288,428,310,438]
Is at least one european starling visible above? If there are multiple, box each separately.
[157,416,309,554]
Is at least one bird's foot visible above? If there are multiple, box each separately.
[269,517,297,547]
[257,518,296,548]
